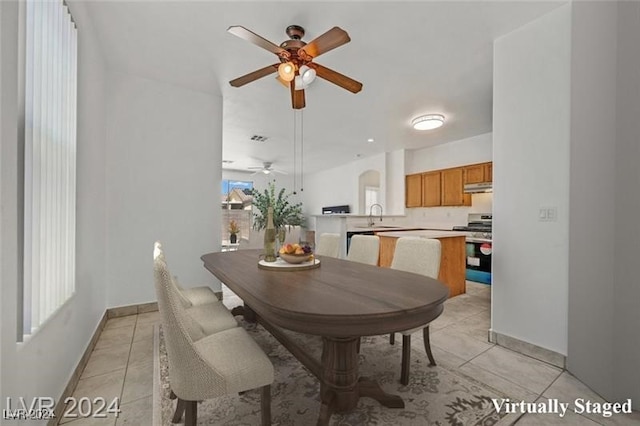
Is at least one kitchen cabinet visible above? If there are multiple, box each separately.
[464,162,493,184]
[405,174,422,207]
[405,161,491,208]
[441,167,471,206]
[377,232,467,297]
[422,171,441,207]
[485,162,493,182]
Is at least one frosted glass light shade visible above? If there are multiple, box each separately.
[278,62,295,82]
[411,114,445,130]
[299,65,316,85]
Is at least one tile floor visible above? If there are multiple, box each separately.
[60,282,640,426]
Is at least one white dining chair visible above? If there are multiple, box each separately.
[346,235,380,265]
[153,245,274,426]
[390,237,442,385]
[315,233,341,258]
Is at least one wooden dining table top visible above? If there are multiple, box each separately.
[201,249,449,337]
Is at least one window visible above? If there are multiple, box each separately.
[221,180,253,242]
[365,186,380,213]
[22,0,78,336]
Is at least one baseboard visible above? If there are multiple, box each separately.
[107,301,159,318]
[50,311,108,425]
[489,329,566,369]
[51,302,160,424]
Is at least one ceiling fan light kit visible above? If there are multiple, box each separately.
[412,114,445,130]
[278,62,296,82]
[228,24,363,109]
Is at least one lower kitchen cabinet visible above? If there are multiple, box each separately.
[378,234,466,297]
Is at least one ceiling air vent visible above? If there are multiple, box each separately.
[250,135,269,142]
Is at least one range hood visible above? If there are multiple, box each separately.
[464,182,493,193]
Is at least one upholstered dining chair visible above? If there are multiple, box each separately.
[154,242,219,307]
[153,244,274,425]
[346,235,380,265]
[390,237,442,385]
[315,233,341,258]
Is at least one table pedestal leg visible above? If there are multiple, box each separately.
[316,336,404,426]
[231,304,257,322]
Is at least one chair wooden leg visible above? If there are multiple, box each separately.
[172,398,186,423]
[400,334,411,386]
[261,384,271,426]
[389,333,395,345]
[184,400,197,426]
[423,326,437,366]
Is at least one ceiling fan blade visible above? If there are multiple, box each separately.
[310,63,362,93]
[227,26,287,56]
[229,64,279,87]
[290,81,306,109]
[299,27,350,58]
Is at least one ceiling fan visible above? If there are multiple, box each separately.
[248,162,288,176]
[227,24,363,109]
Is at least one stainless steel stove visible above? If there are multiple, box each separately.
[453,214,492,284]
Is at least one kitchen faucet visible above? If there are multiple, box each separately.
[368,204,383,227]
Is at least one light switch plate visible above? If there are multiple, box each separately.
[539,207,557,222]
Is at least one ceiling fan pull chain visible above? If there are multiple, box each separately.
[293,109,297,194]
[300,110,304,192]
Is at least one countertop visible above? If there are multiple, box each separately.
[346,226,418,232]
[375,230,468,239]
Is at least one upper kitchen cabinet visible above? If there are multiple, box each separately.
[464,162,493,184]
[422,171,442,207]
[405,173,422,207]
[441,167,471,206]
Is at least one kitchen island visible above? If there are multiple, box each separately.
[376,230,468,297]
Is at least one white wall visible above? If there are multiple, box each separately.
[385,150,406,215]
[566,0,618,399]
[566,1,640,404]
[612,1,640,404]
[404,133,493,228]
[302,153,386,217]
[1,0,109,412]
[492,4,571,355]
[105,72,223,307]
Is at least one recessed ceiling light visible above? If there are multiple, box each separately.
[411,114,445,130]
[367,138,375,143]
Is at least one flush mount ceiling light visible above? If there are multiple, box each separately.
[411,114,445,130]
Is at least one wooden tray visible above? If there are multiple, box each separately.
[258,258,320,271]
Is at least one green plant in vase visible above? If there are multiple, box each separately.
[228,220,240,244]
[251,182,304,244]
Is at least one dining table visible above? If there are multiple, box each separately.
[201,249,449,426]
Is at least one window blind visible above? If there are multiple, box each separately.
[23,0,77,335]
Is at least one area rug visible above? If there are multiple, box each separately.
[153,321,514,425]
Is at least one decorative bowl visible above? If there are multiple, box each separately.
[279,252,313,264]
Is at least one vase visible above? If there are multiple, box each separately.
[263,206,277,262]
[230,234,237,244]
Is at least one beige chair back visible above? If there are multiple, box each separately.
[346,235,380,265]
[315,233,341,258]
[153,242,227,400]
[390,237,441,279]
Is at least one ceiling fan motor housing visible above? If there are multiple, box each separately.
[285,25,305,40]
